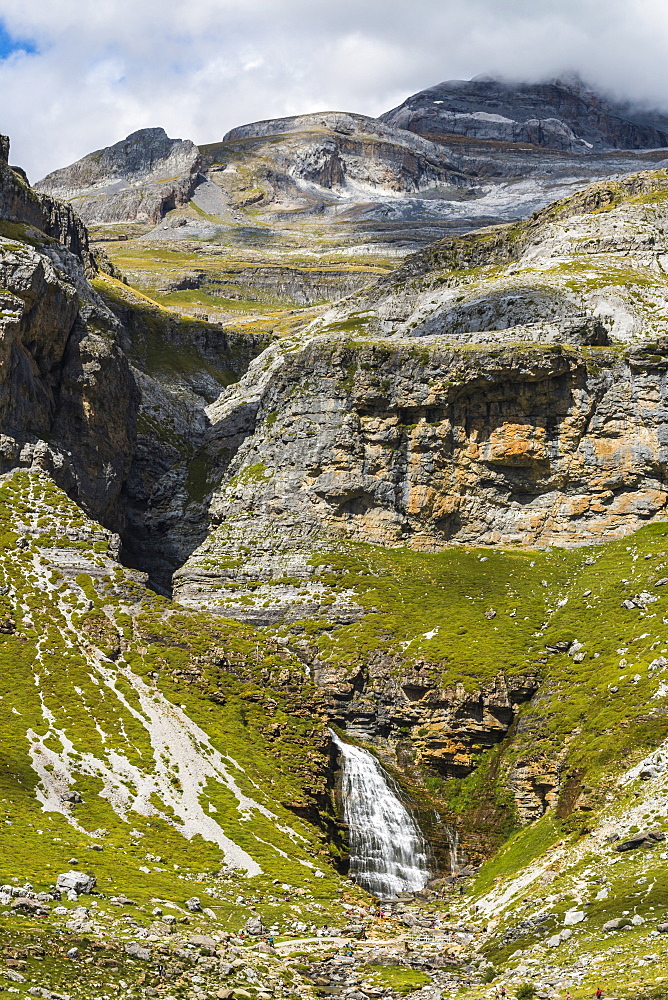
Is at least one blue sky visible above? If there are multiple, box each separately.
[0,20,35,59]
[0,0,667,181]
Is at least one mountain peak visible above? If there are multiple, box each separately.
[381,74,668,151]
[35,127,201,224]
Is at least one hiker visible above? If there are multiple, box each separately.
[157,964,165,979]
[268,934,274,946]
[596,990,603,999]
[500,986,506,998]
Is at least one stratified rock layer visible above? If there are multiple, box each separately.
[381,74,668,151]
[0,136,137,526]
[173,338,668,622]
[36,127,201,224]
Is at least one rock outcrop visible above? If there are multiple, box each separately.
[36,127,202,224]
[221,111,470,195]
[172,337,668,623]
[381,74,668,151]
[0,136,93,268]
[0,136,137,525]
[321,658,538,777]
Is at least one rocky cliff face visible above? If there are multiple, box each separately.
[36,127,202,224]
[171,337,668,625]
[0,136,137,527]
[0,136,93,268]
[168,169,668,627]
[381,74,668,151]
[221,111,471,195]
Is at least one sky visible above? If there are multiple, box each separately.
[1,0,668,181]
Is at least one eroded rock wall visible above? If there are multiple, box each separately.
[36,128,202,225]
[0,135,138,527]
[173,337,668,622]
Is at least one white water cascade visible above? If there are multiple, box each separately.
[331,730,430,897]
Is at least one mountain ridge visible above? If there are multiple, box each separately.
[381,74,668,151]
[33,75,668,244]
[3,73,668,1000]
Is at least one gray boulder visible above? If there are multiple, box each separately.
[615,830,665,852]
[342,923,367,939]
[189,934,218,952]
[3,968,26,982]
[603,917,632,931]
[125,941,152,961]
[56,871,96,894]
[245,915,267,936]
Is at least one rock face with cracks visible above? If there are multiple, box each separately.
[36,127,202,225]
[381,74,668,151]
[0,136,138,528]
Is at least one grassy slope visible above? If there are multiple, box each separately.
[0,470,364,999]
[299,528,668,997]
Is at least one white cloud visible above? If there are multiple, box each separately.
[0,0,667,180]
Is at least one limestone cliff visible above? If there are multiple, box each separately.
[170,169,668,627]
[0,136,137,526]
[0,136,93,268]
[36,127,202,224]
[381,74,668,151]
[220,111,471,195]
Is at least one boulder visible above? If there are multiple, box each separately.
[245,915,267,936]
[657,922,668,933]
[563,910,585,926]
[125,941,152,961]
[3,969,26,982]
[342,923,367,939]
[149,921,174,936]
[11,897,48,915]
[615,830,665,852]
[189,934,218,952]
[56,871,96,894]
[185,896,202,912]
[603,917,632,931]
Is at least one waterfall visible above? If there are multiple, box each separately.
[331,730,430,897]
[446,828,460,876]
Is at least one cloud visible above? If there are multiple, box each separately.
[0,0,667,180]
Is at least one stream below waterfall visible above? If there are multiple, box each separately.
[331,730,430,897]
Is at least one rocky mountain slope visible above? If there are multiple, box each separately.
[170,168,668,626]
[4,78,668,998]
[36,127,201,225]
[381,74,668,151]
[36,77,668,247]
